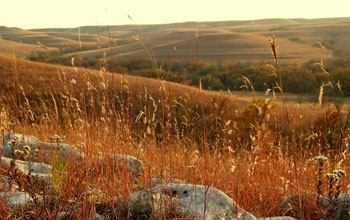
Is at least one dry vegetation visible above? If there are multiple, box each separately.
[3,17,350,64]
[0,38,52,58]
[0,42,350,220]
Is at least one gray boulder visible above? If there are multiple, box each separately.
[152,183,257,220]
[0,191,33,206]
[3,133,40,157]
[113,154,144,176]
[324,193,350,220]
[3,133,84,163]
[0,175,19,192]
[1,157,52,179]
[99,154,144,177]
[280,192,350,219]
[280,193,329,217]
[57,212,108,220]
[151,177,184,185]
[40,142,85,162]
[128,189,155,217]
[92,213,109,220]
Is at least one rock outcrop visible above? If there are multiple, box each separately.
[1,157,52,177]
[3,133,84,163]
[0,191,33,206]
[324,193,350,220]
[152,183,257,220]
[111,154,144,176]
[1,132,347,220]
[280,193,350,220]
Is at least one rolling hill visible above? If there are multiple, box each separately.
[1,17,350,64]
[0,54,247,111]
[0,55,324,125]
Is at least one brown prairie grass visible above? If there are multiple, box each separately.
[0,54,349,220]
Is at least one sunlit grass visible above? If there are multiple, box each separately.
[0,53,349,219]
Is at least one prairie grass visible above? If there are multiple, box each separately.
[0,52,349,220]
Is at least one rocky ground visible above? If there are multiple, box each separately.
[1,133,349,219]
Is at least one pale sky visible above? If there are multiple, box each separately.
[1,0,350,29]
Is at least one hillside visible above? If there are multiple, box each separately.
[1,17,350,64]
[1,45,349,220]
[0,54,248,114]
[0,55,325,127]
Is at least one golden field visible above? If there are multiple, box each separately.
[0,51,349,219]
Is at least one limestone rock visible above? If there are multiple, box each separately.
[3,133,40,157]
[113,154,144,176]
[57,212,108,220]
[3,133,84,163]
[152,183,257,220]
[100,154,144,177]
[0,175,19,192]
[40,142,85,162]
[280,193,329,218]
[279,193,350,219]
[0,176,12,191]
[0,191,33,206]
[92,213,108,220]
[1,157,52,177]
[324,193,350,220]
[129,189,154,217]
[126,189,170,219]
[151,177,184,185]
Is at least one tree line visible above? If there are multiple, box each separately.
[28,51,350,97]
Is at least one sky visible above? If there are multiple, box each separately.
[1,0,350,29]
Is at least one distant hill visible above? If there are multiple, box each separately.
[1,17,350,63]
[0,54,246,107]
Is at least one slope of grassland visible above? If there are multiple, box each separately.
[0,54,325,130]
[0,38,52,58]
[56,18,342,64]
[1,17,350,64]
[0,26,77,47]
[110,32,331,64]
[1,54,350,220]
[0,54,241,102]
[0,54,253,125]
[0,26,109,56]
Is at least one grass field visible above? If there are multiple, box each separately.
[1,52,350,219]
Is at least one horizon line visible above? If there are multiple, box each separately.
[3,16,350,30]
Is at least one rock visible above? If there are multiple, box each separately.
[0,175,19,192]
[57,212,69,219]
[3,133,84,163]
[57,212,108,220]
[279,193,329,218]
[152,183,257,220]
[324,193,350,220]
[92,213,108,220]
[0,191,33,206]
[151,177,184,185]
[0,176,12,191]
[3,133,40,157]
[113,154,144,176]
[1,157,52,177]
[128,189,154,217]
[100,154,144,177]
[125,188,171,218]
[40,142,85,162]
